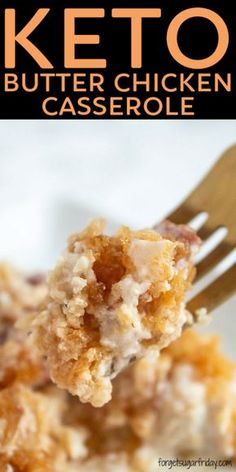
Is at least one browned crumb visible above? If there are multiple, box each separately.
[0,337,48,390]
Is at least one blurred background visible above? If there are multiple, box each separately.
[0,120,235,356]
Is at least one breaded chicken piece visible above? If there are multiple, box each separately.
[32,219,200,407]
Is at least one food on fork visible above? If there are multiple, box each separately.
[32,218,201,407]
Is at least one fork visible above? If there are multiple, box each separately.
[166,144,236,314]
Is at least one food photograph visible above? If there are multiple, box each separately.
[0,121,235,472]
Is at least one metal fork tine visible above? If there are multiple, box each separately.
[164,145,236,312]
[167,204,196,226]
[196,224,216,241]
[195,240,232,282]
[187,263,236,314]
